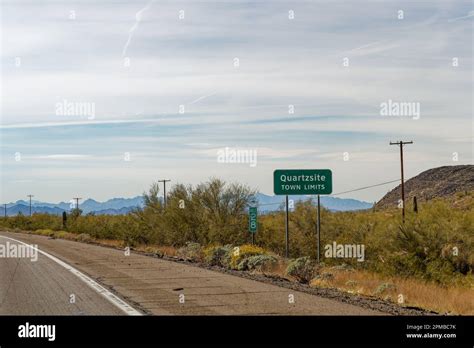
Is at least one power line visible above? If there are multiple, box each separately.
[330,179,400,196]
[255,179,400,207]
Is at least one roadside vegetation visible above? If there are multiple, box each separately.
[0,178,472,314]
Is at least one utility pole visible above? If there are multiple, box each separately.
[72,197,82,210]
[4,204,7,217]
[390,140,413,223]
[27,195,34,216]
[158,179,171,208]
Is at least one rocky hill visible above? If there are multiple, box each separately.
[377,165,474,209]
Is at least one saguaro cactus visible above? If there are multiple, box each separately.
[62,211,67,228]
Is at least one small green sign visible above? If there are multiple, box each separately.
[248,206,258,233]
[273,169,332,195]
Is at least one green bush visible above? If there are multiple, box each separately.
[237,254,278,272]
[286,257,318,283]
[204,245,233,267]
[177,242,203,261]
[374,282,396,296]
[77,233,92,243]
[35,229,55,237]
[229,244,267,269]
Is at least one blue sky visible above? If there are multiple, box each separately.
[0,0,472,203]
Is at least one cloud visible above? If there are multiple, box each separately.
[188,92,217,105]
[448,10,474,22]
[0,1,472,202]
[36,154,92,160]
[122,0,155,57]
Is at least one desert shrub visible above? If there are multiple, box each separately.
[237,254,278,272]
[317,271,334,280]
[77,233,92,243]
[229,244,267,269]
[177,242,203,261]
[52,230,74,239]
[35,229,55,237]
[204,245,233,267]
[345,280,358,288]
[144,246,164,258]
[374,282,396,296]
[286,256,318,283]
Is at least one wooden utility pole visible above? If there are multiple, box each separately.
[390,141,413,223]
[72,197,82,210]
[158,179,171,208]
[4,204,7,217]
[27,195,34,216]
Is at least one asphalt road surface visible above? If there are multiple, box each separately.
[0,231,384,315]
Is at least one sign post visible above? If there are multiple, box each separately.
[273,169,332,260]
[248,206,258,244]
[317,194,321,263]
[285,195,289,258]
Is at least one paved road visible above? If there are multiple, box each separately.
[0,235,126,315]
[0,231,384,315]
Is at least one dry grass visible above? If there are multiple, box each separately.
[263,259,290,278]
[95,238,124,248]
[310,268,474,315]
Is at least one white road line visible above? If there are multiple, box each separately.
[0,235,143,316]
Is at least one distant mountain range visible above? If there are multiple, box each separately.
[255,193,373,212]
[4,197,145,216]
[2,193,372,216]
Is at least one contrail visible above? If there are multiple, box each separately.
[349,40,385,52]
[122,0,154,57]
[189,92,217,105]
[448,10,474,22]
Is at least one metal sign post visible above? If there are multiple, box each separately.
[317,194,321,263]
[248,206,258,244]
[285,195,289,258]
[273,169,332,261]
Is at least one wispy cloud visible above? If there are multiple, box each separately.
[122,0,154,57]
[340,40,400,57]
[0,118,164,129]
[36,154,92,160]
[189,92,217,105]
[448,10,474,22]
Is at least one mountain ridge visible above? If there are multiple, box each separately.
[2,193,372,216]
[376,165,474,209]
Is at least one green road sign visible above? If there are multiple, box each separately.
[273,169,332,195]
[248,206,258,233]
